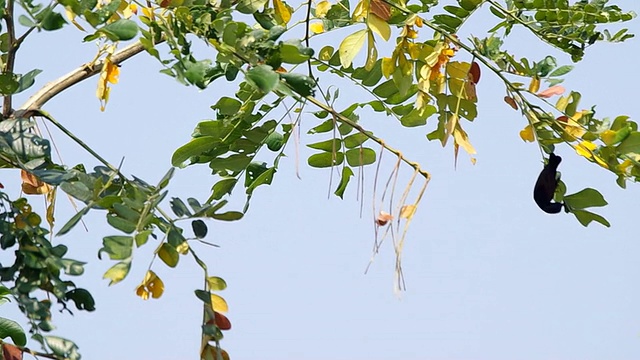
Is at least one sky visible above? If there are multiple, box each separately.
[2,1,640,359]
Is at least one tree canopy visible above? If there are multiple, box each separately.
[0,0,637,359]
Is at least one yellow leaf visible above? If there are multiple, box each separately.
[273,0,291,25]
[453,127,476,155]
[46,187,56,227]
[339,29,367,68]
[576,140,596,159]
[352,0,366,21]
[315,0,330,18]
[157,243,179,267]
[617,159,633,173]
[528,76,540,93]
[176,241,190,254]
[364,32,377,70]
[136,270,165,300]
[136,285,149,300]
[519,124,535,142]
[207,276,227,291]
[367,13,390,41]
[103,261,130,286]
[310,22,324,34]
[555,95,569,112]
[381,56,394,78]
[444,113,458,147]
[561,116,586,139]
[600,130,617,146]
[211,293,229,313]
[400,205,416,219]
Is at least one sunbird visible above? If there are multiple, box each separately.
[534,153,564,214]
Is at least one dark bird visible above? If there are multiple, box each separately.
[534,153,564,214]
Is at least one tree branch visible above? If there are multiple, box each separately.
[18,41,148,113]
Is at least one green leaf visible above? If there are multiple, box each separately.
[0,317,27,346]
[58,207,89,235]
[186,59,214,88]
[157,167,175,190]
[16,69,43,93]
[563,188,608,210]
[65,289,96,311]
[113,203,140,222]
[280,72,316,96]
[344,132,370,148]
[265,131,284,151]
[549,65,573,77]
[207,276,227,291]
[60,259,85,275]
[433,14,462,30]
[213,97,242,116]
[60,181,92,202]
[308,119,335,134]
[167,226,186,247]
[170,197,191,217]
[44,336,80,360]
[18,15,37,27]
[135,230,152,247]
[103,260,131,285]
[308,152,344,168]
[41,11,67,30]
[459,0,482,11]
[247,64,279,93]
[345,148,376,166]
[280,41,313,64]
[172,137,218,167]
[99,236,133,260]
[96,19,138,41]
[194,289,212,304]
[334,166,354,199]
[210,211,244,221]
[0,73,20,95]
[246,167,275,194]
[307,139,341,152]
[192,220,208,238]
[616,132,640,154]
[158,243,179,267]
[572,209,611,227]
[237,0,268,14]
[211,178,238,200]
[106,214,136,233]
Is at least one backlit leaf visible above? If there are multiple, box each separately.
[339,29,367,68]
[103,260,131,285]
[519,124,535,142]
[158,243,179,268]
[368,14,390,41]
[211,293,229,313]
[207,276,227,291]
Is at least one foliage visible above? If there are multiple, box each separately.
[0,0,636,359]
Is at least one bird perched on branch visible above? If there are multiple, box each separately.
[534,153,564,214]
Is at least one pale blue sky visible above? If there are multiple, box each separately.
[2,1,640,359]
